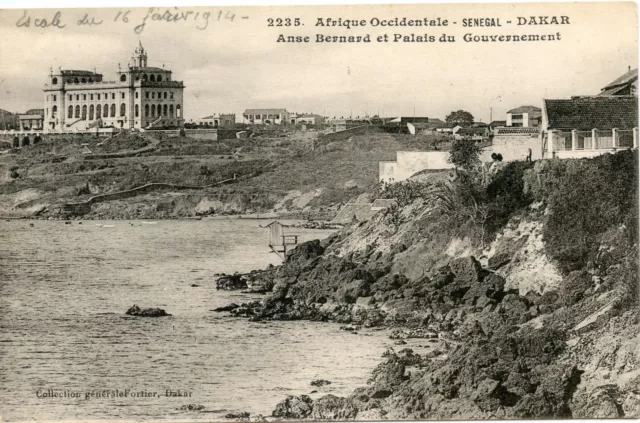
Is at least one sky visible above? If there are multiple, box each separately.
[0,2,637,123]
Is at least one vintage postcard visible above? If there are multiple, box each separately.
[0,1,638,422]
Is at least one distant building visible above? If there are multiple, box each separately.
[506,105,542,127]
[19,109,44,131]
[294,113,325,125]
[597,67,638,96]
[191,113,235,127]
[43,42,185,132]
[243,108,290,125]
[456,126,489,141]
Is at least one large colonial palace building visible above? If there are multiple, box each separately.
[43,43,185,132]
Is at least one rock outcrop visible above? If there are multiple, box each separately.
[125,305,171,317]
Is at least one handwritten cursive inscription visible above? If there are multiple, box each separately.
[16,10,66,29]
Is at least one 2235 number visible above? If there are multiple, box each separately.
[267,18,302,27]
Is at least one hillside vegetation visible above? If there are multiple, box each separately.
[0,129,448,219]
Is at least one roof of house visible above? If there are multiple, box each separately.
[544,96,638,130]
[490,120,507,127]
[244,109,288,115]
[25,109,44,116]
[431,122,456,129]
[507,105,542,114]
[599,68,638,94]
[131,66,170,73]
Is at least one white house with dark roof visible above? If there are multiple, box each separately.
[542,96,638,159]
[506,105,542,128]
[540,67,639,159]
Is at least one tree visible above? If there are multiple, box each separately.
[445,110,474,126]
[448,138,482,171]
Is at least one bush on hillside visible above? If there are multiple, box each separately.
[485,161,535,235]
[543,150,638,272]
[375,180,436,207]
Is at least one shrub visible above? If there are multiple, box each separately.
[375,180,435,207]
[485,161,534,235]
[448,138,482,171]
[543,150,638,272]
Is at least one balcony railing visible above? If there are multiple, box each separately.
[546,128,638,154]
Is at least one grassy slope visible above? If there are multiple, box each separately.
[0,130,448,218]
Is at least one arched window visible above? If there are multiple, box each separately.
[52,77,58,85]
[164,92,167,99]
[68,106,73,118]
[176,105,182,118]
[150,75,156,82]
[103,104,109,118]
[157,75,162,82]
[145,104,149,117]
[151,104,156,117]
[89,105,94,120]
[88,78,94,83]
[163,104,168,116]
[96,104,101,119]
[75,105,80,119]
[169,105,174,117]
[81,78,86,83]
[135,105,139,117]
[52,105,58,118]
[135,92,139,99]
[110,104,116,117]
[120,74,126,82]
[142,74,148,81]
[74,78,79,83]
[81,105,87,120]
[120,103,126,117]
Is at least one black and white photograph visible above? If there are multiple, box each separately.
[0,2,638,421]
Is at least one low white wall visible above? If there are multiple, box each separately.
[379,161,397,182]
[379,151,453,183]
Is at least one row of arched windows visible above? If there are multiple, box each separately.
[67,103,126,120]
[140,74,164,82]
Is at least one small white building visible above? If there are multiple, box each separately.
[243,108,290,125]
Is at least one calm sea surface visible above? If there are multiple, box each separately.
[0,219,393,422]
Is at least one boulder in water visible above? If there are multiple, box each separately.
[311,379,332,387]
[213,303,240,312]
[126,305,171,317]
[224,411,250,419]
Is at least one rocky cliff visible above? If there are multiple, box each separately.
[219,151,640,419]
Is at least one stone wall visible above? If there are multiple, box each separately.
[480,134,541,162]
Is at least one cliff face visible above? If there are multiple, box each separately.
[225,150,640,419]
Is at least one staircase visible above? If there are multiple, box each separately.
[87,118,102,129]
[146,117,164,129]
